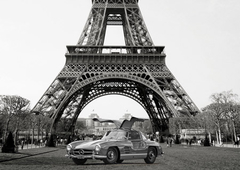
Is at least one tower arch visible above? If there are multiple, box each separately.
[50,76,174,134]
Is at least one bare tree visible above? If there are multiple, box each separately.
[39,115,52,140]
[0,95,30,145]
[223,104,240,142]
[203,103,226,144]
[204,90,240,144]
[210,90,238,104]
[195,111,216,142]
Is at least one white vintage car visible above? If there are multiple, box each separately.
[66,117,163,165]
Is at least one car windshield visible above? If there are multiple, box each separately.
[102,130,127,140]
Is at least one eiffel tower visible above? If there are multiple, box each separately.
[32,0,200,138]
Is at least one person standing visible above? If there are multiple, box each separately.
[169,137,173,147]
[21,140,24,150]
[166,136,173,147]
[237,136,240,147]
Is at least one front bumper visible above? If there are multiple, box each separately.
[65,153,106,160]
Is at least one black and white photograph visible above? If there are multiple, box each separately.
[1,0,240,169]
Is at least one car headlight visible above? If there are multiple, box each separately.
[95,144,101,152]
[66,144,72,151]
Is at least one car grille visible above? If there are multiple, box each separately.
[73,149,93,156]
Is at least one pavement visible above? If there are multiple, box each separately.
[215,143,240,148]
[16,144,45,151]
[0,144,44,150]
[180,142,240,148]
[0,145,62,163]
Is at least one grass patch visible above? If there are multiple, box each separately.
[0,144,240,170]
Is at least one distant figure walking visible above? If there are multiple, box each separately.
[21,140,24,150]
[189,139,192,146]
[168,137,173,147]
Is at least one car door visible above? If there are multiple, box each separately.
[126,130,148,159]
[120,130,147,160]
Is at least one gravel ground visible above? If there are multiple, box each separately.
[0,144,240,170]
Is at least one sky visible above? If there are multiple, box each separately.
[0,0,240,119]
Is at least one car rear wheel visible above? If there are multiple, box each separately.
[103,147,118,164]
[144,147,157,164]
[72,158,87,165]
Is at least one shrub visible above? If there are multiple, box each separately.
[2,132,15,153]
[204,134,210,146]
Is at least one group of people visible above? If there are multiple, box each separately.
[148,134,174,147]
[19,139,46,150]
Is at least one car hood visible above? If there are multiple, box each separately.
[70,140,110,150]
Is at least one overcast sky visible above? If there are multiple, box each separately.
[1,0,240,119]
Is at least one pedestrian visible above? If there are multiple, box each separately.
[82,133,85,141]
[237,136,240,147]
[169,137,173,147]
[0,138,2,147]
[21,140,24,150]
[189,139,192,146]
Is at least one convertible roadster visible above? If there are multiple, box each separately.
[65,116,163,165]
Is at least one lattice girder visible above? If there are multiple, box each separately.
[77,0,153,46]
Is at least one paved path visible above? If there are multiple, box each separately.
[215,143,240,148]
[181,142,240,149]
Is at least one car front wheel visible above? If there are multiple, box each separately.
[144,147,157,164]
[103,147,118,164]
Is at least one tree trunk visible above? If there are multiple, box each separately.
[32,128,34,148]
[14,129,19,146]
[41,127,44,140]
[14,117,20,146]
[4,118,10,142]
[208,132,211,144]
[218,128,222,144]
[232,121,236,142]
[216,131,219,144]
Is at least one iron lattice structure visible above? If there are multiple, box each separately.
[32,0,200,134]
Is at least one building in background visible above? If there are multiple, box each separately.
[77,111,134,135]
[119,113,132,122]
[86,113,100,127]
